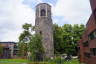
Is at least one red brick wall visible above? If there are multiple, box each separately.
[86,14,96,35]
[79,39,85,63]
[79,1,96,63]
[79,13,96,64]
[79,14,96,64]
[89,39,96,48]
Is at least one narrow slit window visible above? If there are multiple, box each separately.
[40,31,42,35]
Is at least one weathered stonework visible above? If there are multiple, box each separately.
[35,3,54,58]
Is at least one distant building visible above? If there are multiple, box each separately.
[78,0,96,64]
[0,42,18,58]
[35,3,54,58]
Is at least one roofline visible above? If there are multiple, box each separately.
[36,3,51,7]
[0,42,16,43]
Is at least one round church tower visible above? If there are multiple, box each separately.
[35,3,54,58]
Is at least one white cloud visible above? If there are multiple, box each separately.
[0,0,92,42]
[0,0,35,42]
[53,0,92,24]
[0,30,22,42]
[26,0,42,3]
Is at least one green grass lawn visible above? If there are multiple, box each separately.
[0,59,79,64]
[0,59,28,62]
[63,59,79,64]
[0,59,28,64]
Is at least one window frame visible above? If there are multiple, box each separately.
[84,52,90,58]
[89,29,96,40]
[90,48,96,56]
[83,41,89,47]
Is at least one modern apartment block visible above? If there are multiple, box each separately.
[79,0,96,64]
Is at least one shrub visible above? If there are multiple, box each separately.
[28,62,48,64]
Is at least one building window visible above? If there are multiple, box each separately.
[90,48,96,56]
[84,52,90,58]
[89,32,94,40]
[83,41,88,47]
[40,9,46,16]
[89,30,96,40]
[93,31,96,38]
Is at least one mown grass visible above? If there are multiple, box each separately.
[0,59,28,64]
[0,59,28,62]
[0,59,79,64]
[63,59,79,64]
[28,59,79,64]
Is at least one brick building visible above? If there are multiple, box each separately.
[79,0,96,64]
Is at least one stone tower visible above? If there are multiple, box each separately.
[35,3,54,58]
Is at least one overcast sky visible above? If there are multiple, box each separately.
[0,0,92,42]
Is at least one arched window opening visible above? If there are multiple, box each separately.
[40,9,46,16]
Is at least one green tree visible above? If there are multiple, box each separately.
[53,24,85,55]
[29,34,44,61]
[18,23,44,61]
[72,24,85,55]
[62,24,74,55]
[18,23,32,57]
[53,24,63,54]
